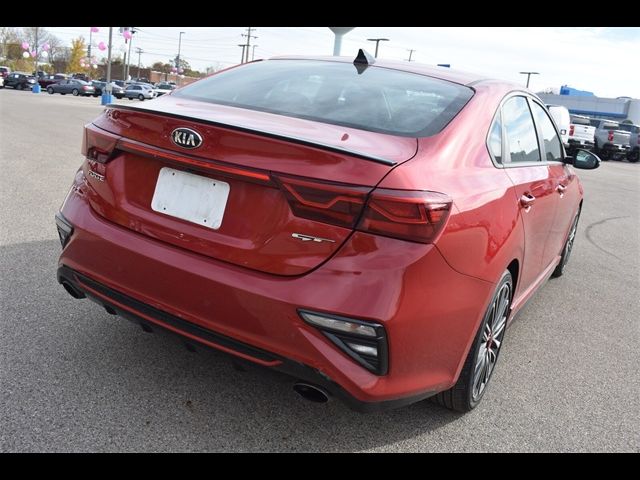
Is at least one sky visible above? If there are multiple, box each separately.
[40,26,640,98]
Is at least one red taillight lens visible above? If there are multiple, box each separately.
[83,86,89,90]
[569,125,575,136]
[608,130,614,142]
[274,174,369,228]
[81,123,120,163]
[357,189,452,244]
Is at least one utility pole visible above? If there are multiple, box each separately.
[406,49,416,62]
[125,27,136,80]
[251,44,258,61]
[241,27,257,64]
[136,48,143,77]
[122,52,126,80]
[88,27,93,63]
[519,71,539,88]
[176,31,185,84]
[238,44,247,64]
[367,38,389,57]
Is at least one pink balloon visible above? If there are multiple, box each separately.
[30,50,36,57]
[123,30,132,40]
[98,42,106,51]
[43,43,50,51]
[21,41,29,50]
[90,27,99,33]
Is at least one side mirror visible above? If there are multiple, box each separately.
[565,149,601,170]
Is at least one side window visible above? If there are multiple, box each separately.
[530,101,563,162]
[502,96,541,164]
[488,110,503,164]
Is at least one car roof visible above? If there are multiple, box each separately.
[267,55,506,88]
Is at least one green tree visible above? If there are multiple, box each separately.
[66,37,87,73]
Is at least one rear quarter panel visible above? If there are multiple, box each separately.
[378,82,524,288]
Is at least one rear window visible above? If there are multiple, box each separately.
[618,124,639,134]
[570,115,591,125]
[173,59,474,137]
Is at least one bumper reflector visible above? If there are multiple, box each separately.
[55,212,74,248]
[299,310,388,375]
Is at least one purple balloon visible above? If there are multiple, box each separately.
[43,43,50,51]
[22,41,29,50]
[98,41,106,51]
[91,27,99,33]
[123,30,132,40]
[30,50,36,57]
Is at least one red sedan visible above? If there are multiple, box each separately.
[56,52,600,412]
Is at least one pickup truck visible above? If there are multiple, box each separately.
[590,118,631,160]
[567,114,596,154]
[617,123,639,163]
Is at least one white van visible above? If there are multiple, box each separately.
[546,105,570,148]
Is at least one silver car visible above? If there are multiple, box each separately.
[124,84,156,101]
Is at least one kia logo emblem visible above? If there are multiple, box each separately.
[171,127,203,149]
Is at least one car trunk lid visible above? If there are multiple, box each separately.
[84,99,417,276]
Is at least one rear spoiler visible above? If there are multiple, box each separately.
[105,104,397,166]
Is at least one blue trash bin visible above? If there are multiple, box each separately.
[32,84,41,93]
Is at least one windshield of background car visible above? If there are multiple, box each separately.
[173,60,474,137]
[618,124,639,134]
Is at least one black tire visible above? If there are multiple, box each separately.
[552,209,580,278]
[16,83,23,90]
[72,89,79,96]
[628,150,639,163]
[47,87,54,94]
[138,94,144,101]
[431,270,513,412]
[128,97,132,100]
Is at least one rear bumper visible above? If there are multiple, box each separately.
[57,265,431,412]
[57,173,494,410]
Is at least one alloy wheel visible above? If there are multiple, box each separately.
[472,282,511,402]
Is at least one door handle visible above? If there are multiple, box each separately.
[556,184,567,196]
[519,193,536,210]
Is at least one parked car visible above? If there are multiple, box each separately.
[124,83,155,100]
[56,53,600,413]
[0,66,10,78]
[71,73,91,82]
[46,79,95,96]
[91,81,125,99]
[4,72,37,90]
[39,73,68,89]
[617,123,640,163]
[590,118,631,160]
[153,83,175,96]
[567,114,596,154]
[546,105,570,147]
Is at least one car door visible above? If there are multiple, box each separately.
[501,95,559,292]
[529,99,580,262]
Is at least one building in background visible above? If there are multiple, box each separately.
[537,85,640,125]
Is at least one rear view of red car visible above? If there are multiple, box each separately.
[56,52,599,412]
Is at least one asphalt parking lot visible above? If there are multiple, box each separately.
[1,88,638,452]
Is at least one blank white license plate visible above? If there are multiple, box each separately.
[151,167,230,230]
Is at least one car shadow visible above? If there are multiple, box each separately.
[1,239,462,452]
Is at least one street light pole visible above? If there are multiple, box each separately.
[102,27,113,105]
[519,71,539,89]
[251,44,258,61]
[367,38,389,57]
[125,27,135,80]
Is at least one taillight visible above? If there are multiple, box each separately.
[81,123,120,163]
[274,175,369,228]
[83,85,89,90]
[275,174,452,244]
[608,130,614,142]
[357,189,452,244]
[569,125,575,136]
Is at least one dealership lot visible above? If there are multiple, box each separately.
[1,88,638,452]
